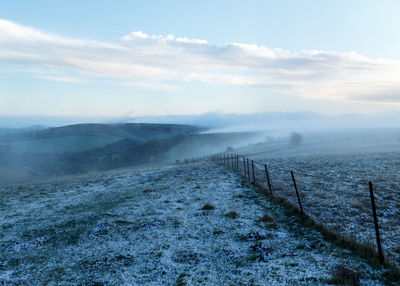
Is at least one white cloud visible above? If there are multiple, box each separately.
[228,43,276,59]
[120,81,181,91]
[34,75,87,83]
[122,30,149,40]
[121,30,207,44]
[176,37,208,44]
[1,19,400,103]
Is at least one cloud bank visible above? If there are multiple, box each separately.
[1,19,400,104]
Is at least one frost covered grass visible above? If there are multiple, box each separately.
[0,162,392,285]
[245,151,400,267]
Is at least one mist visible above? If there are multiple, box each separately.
[3,2,400,283]
[1,111,399,185]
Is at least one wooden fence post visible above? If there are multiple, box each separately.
[251,160,255,184]
[264,164,272,194]
[368,182,384,265]
[236,155,238,171]
[246,159,251,181]
[290,171,303,215]
[243,157,246,177]
[235,154,239,172]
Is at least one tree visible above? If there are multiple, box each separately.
[289,132,303,145]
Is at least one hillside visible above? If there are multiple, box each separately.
[0,162,390,285]
[164,131,265,160]
[0,123,202,154]
[0,123,268,184]
[234,128,400,159]
[0,123,203,183]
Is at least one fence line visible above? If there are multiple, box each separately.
[211,153,400,269]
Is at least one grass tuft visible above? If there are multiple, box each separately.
[176,272,190,286]
[258,213,274,223]
[225,211,239,219]
[213,229,224,235]
[201,203,215,210]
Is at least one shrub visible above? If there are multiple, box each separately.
[226,146,234,152]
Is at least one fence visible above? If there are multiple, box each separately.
[211,153,400,269]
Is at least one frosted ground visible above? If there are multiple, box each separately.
[0,163,391,285]
[243,151,400,266]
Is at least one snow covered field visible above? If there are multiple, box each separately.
[0,162,392,285]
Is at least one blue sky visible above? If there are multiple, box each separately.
[1,0,400,118]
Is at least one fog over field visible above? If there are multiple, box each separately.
[2,1,400,284]
[1,112,400,184]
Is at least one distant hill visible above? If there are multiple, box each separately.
[23,123,201,141]
[61,131,265,173]
[0,123,202,154]
[0,122,268,183]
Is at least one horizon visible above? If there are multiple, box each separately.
[2,1,400,119]
[2,111,400,132]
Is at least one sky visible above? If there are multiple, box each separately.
[1,0,400,119]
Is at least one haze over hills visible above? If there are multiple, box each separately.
[3,111,400,134]
[1,112,400,185]
[0,123,202,154]
[0,122,264,184]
